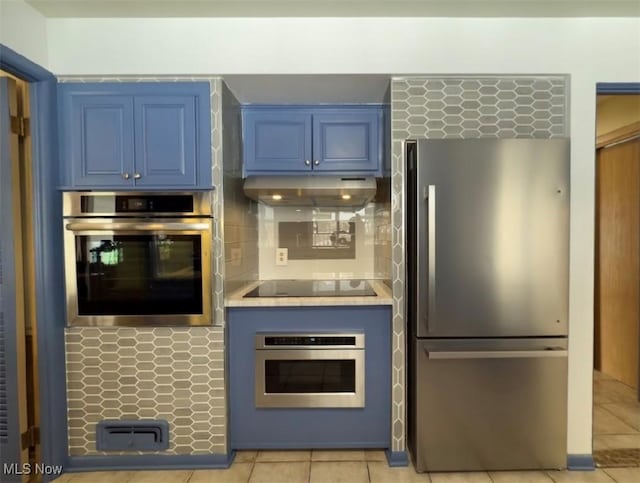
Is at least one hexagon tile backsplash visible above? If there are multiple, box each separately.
[389,75,569,452]
[65,327,226,456]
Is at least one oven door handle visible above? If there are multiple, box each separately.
[65,221,211,231]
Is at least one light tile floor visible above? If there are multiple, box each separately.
[52,449,640,483]
[593,370,640,451]
[50,372,640,483]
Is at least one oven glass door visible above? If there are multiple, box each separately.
[64,218,212,326]
[265,359,356,393]
[255,349,364,408]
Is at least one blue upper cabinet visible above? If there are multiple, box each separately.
[133,96,197,187]
[68,95,135,187]
[59,82,211,189]
[242,106,383,177]
[312,110,381,173]
[243,109,312,173]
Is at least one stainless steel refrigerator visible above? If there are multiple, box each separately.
[406,139,569,472]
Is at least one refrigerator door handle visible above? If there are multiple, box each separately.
[427,185,436,331]
[425,348,568,360]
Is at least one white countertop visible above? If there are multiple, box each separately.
[225,279,393,307]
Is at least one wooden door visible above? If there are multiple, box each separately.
[596,136,640,389]
[0,76,30,481]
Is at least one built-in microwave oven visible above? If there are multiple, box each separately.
[255,333,365,408]
[63,191,214,327]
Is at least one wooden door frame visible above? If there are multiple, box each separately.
[0,44,68,477]
[595,82,640,398]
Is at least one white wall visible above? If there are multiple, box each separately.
[40,15,640,456]
[0,0,48,69]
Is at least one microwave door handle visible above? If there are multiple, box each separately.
[65,222,210,231]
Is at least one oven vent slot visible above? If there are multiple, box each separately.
[96,420,169,451]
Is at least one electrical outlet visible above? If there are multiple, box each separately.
[276,248,288,266]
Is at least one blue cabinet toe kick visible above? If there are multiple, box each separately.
[64,452,234,473]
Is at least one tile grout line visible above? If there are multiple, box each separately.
[537,470,550,482]
[425,466,433,483]
[245,460,256,483]
[545,470,559,483]
[598,403,640,430]
[602,467,619,483]
[598,405,640,432]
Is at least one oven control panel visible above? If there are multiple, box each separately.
[256,333,364,349]
[264,336,356,346]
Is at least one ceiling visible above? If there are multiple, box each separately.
[24,0,640,18]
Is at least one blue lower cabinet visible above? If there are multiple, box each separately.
[228,306,391,449]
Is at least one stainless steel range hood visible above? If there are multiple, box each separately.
[243,176,377,207]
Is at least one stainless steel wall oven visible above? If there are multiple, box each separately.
[255,333,365,408]
[63,191,213,327]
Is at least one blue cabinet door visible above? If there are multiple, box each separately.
[312,110,381,173]
[243,110,312,174]
[66,94,135,187]
[133,96,197,187]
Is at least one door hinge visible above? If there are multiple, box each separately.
[10,115,30,138]
[21,426,40,450]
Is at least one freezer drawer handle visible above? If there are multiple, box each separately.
[425,348,568,360]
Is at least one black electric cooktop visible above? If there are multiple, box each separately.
[243,279,377,298]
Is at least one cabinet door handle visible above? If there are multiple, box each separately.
[314,160,320,166]
[305,160,311,166]
[133,173,142,180]
[122,172,130,180]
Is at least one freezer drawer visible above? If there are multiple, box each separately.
[411,338,567,472]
